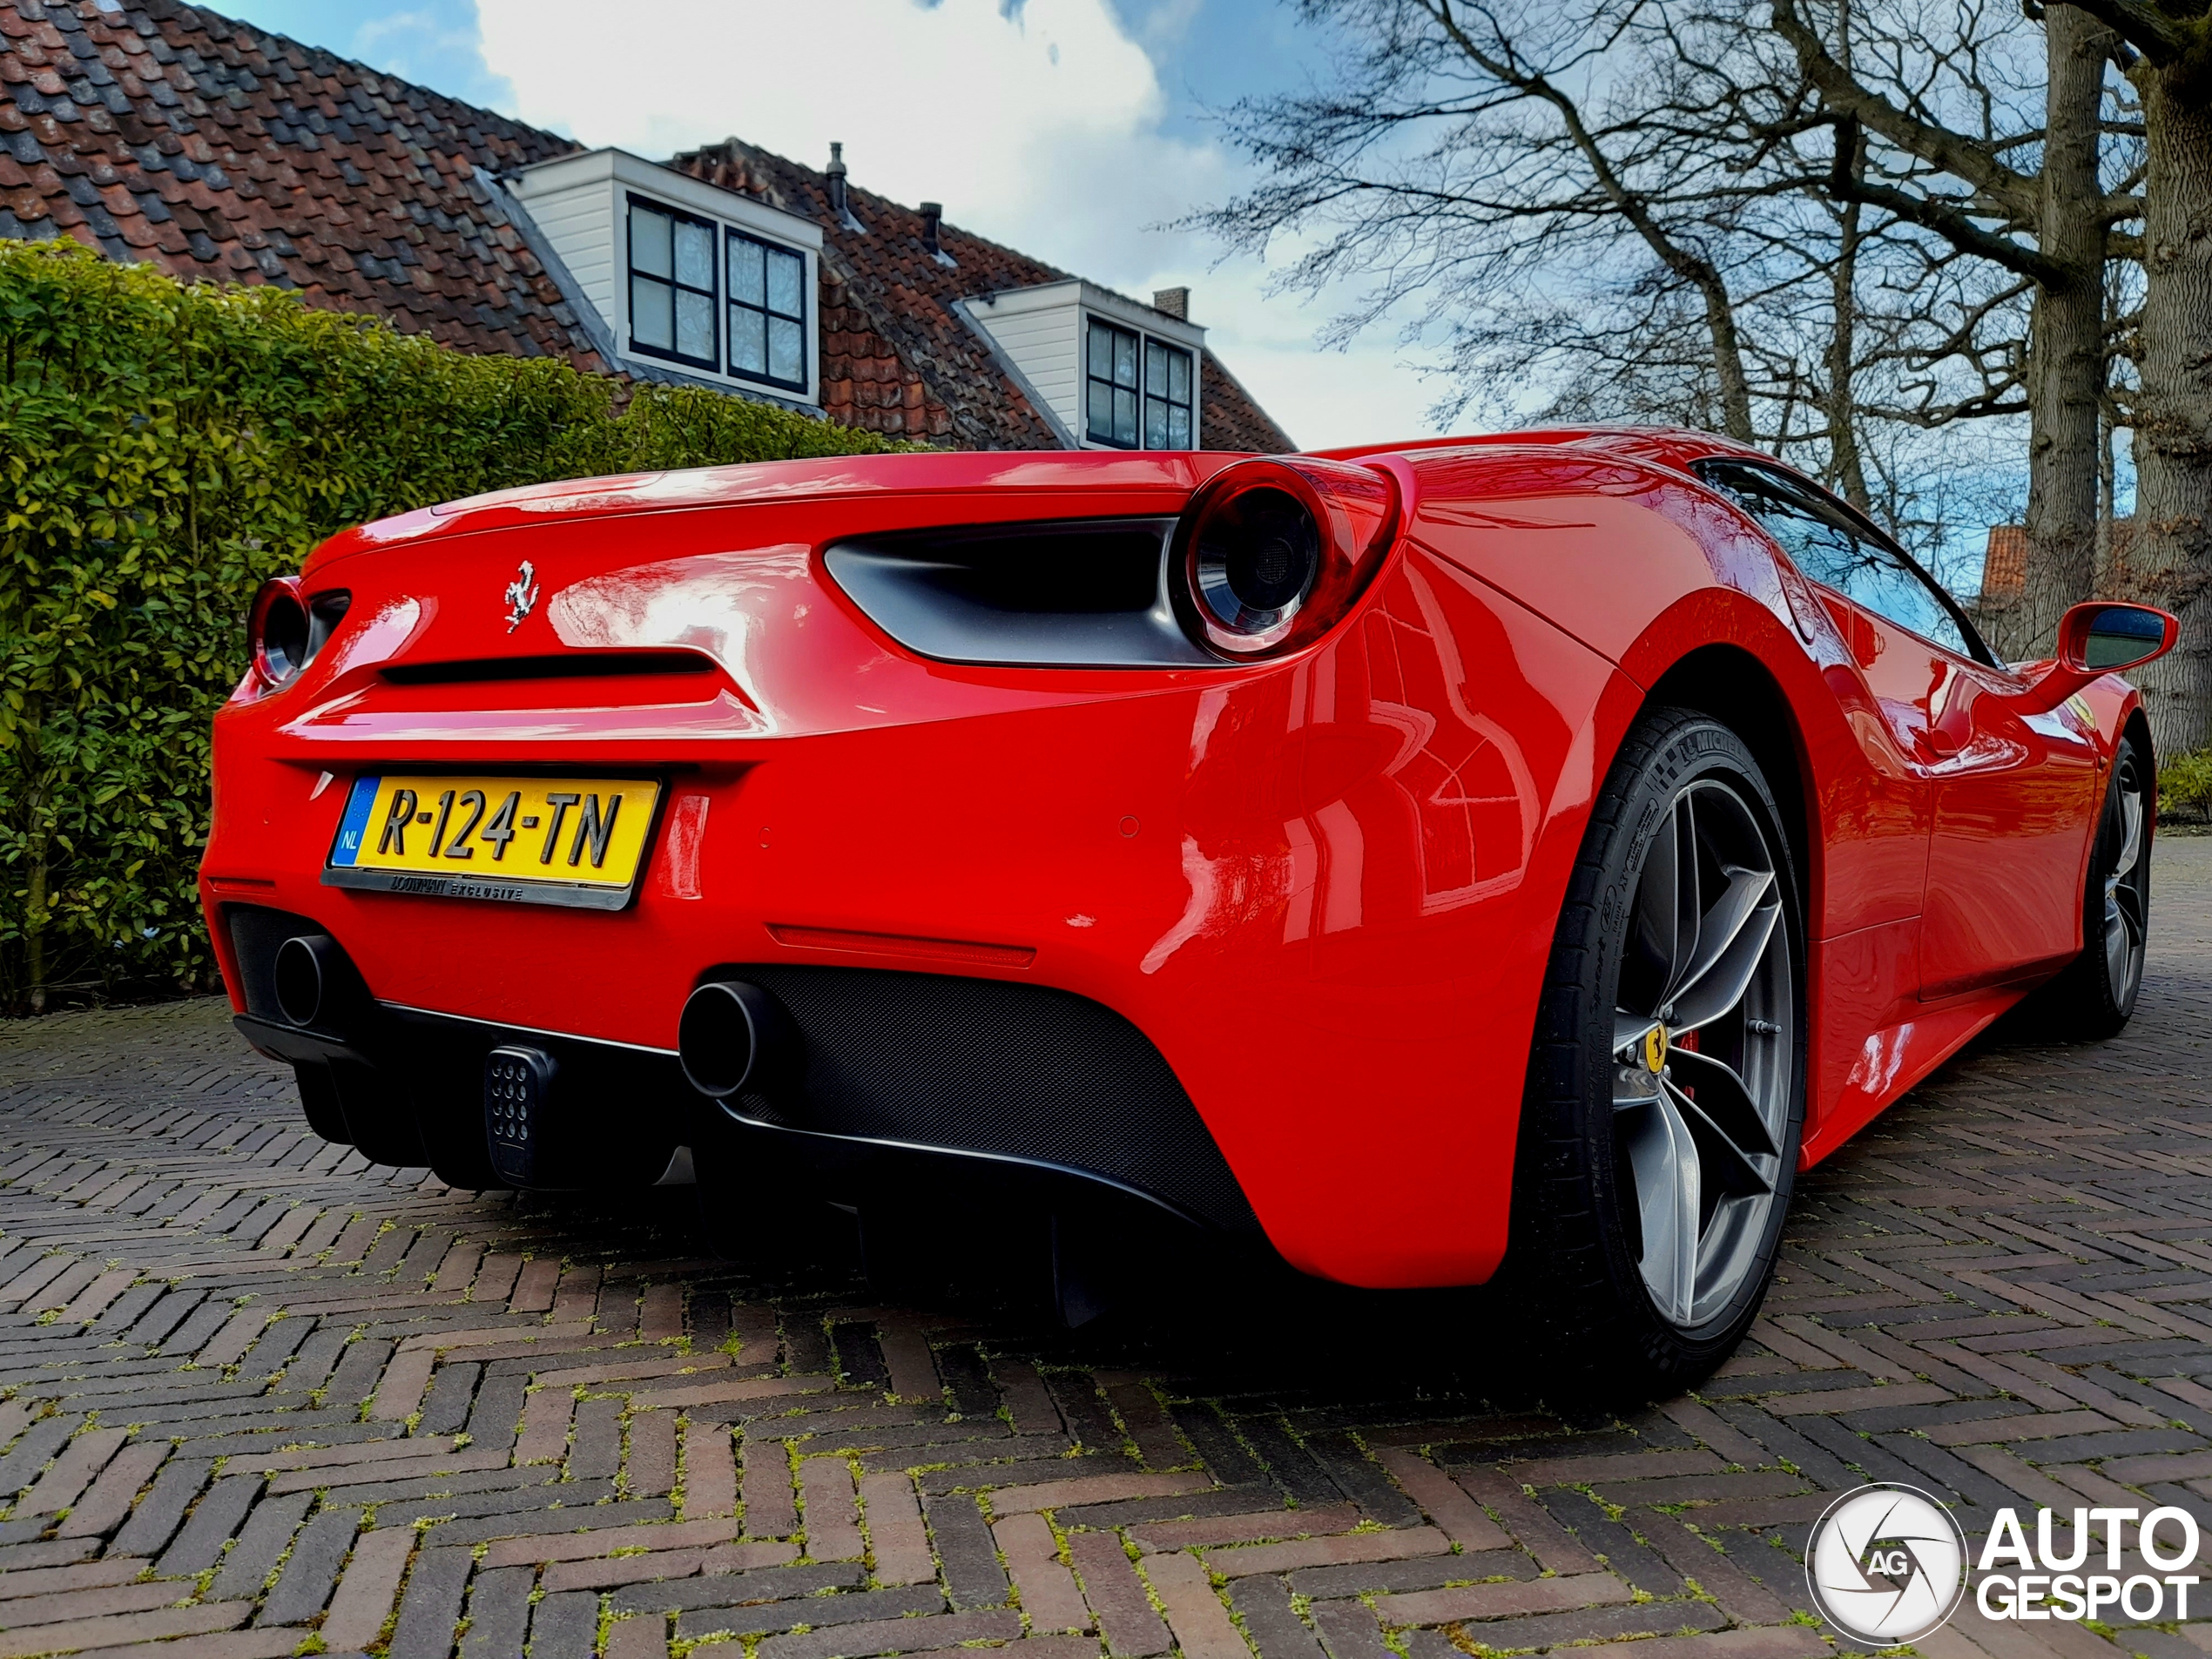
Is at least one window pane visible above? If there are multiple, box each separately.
[674,219,712,289]
[631,206,672,278]
[1144,396,1168,449]
[1089,322,1113,379]
[730,305,765,374]
[1842,552,1969,653]
[1168,404,1191,448]
[1169,348,1190,402]
[631,275,673,349]
[731,238,765,307]
[769,316,803,383]
[1114,329,1138,389]
[766,249,803,318]
[1145,340,1168,397]
[1088,379,1114,442]
[1704,463,1969,656]
[1114,386,1137,446]
[677,288,713,360]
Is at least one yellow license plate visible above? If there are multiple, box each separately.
[323,774,663,910]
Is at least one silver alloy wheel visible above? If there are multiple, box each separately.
[2103,753,2149,1008]
[1610,779,1794,1331]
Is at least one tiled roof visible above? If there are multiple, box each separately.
[1980,525,2027,602]
[0,0,600,365]
[1980,520,2139,606]
[0,0,1294,453]
[670,138,1296,454]
[1198,348,1298,454]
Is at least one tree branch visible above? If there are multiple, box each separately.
[1826,118,2064,283]
[1770,0,2041,219]
[2064,0,2190,65]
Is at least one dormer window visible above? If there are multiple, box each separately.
[511,151,824,406]
[628,197,718,371]
[729,229,807,391]
[1086,318,1193,449]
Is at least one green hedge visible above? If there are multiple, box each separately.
[2163,748,2212,825]
[0,238,909,1014]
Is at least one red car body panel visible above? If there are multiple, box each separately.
[201,431,2144,1289]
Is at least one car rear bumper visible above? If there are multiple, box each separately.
[222,901,1261,1237]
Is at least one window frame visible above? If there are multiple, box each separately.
[1085,315,1196,451]
[1142,336,1195,450]
[625,192,720,374]
[725,226,810,394]
[1086,317,1141,449]
[1693,458,1997,667]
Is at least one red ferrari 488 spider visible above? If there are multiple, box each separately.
[202,428,2177,1389]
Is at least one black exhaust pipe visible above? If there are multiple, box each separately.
[679,980,799,1099]
[273,934,350,1028]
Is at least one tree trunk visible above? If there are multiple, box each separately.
[1825,189,1872,511]
[2129,53,2212,758]
[2012,4,2110,664]
[20,726,46,1017]
[24,843,46,1018]
[1823,1,1873,514]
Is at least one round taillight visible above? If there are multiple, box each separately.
[1192,486,1322,643]
[250,579,309,688]
[1171,457,1399,658]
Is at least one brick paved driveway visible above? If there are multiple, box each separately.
[0,841,2207,1659]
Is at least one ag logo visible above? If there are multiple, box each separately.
[1806,1482,1968,1646]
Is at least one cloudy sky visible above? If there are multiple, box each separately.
[217,0,1444,451]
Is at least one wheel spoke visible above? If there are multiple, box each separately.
[1669,864,1776,1015]
[1615,1012,1662,1064]
[1669,895,1782,1034]
[2114,789,2143,880]
[1663,1077,1776,1199]
[2116,881,2146,944]
[1633,799,1696,1003]
[1618,1091,1699,1326]
[1665,1045,1780,1158]
[1668,795,1702,999]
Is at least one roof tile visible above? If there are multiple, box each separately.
[0,0,595,366]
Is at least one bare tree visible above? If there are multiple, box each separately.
[2060,0,2212,755]
[1185,0,1788,443]
[1189,0,2046,580]
[1765,0,2130,660]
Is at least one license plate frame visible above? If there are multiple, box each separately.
[321,773,665,911]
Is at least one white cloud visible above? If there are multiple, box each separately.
[475,0,1440,449]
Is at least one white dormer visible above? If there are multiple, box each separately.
[506,148,825,406]
[966,281,1205,450]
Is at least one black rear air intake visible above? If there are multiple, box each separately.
[823,516,1211,667]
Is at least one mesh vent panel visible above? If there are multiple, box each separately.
[728,965,1255,1232]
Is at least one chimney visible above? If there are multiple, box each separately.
[919,202,956,266]
[1152,287,1190,320]
[826,141,849,217]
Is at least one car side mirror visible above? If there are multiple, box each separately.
[2061,602,2178,673]
[2006,602,2179,714]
